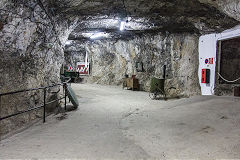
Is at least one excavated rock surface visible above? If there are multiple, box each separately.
[63,0,240,96]
[0,0,78,137]
[51,0,240,40]
[65,33,201,97]
[65,42,86,70]
[1,0,240,137]
[199,0,240,21]
[51,0,240,22]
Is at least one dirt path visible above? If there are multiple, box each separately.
[0,84,240,159]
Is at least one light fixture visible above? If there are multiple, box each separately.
[120,21,126,31]
[119,0,130,31]
[90,32,109,39]
[65,40,72,45]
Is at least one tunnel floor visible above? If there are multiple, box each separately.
[0,84,240,159]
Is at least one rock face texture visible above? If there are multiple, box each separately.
[65,41,86,70]
[66,33,200,97]
[62,0,240,97]
[1,0,240,137]
[199,0,240,21]
[57,0,240,41]
[0,0,77,137]
[214,38,240,96]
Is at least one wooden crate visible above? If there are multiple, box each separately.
[123,78,139,91]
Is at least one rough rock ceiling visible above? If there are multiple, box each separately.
[49,0,240,41]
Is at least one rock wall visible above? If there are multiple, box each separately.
[0,0,77,137]
[199,0,240,21]
[64,41,86,70]
[214,38,240,96]
[66,33,201,97]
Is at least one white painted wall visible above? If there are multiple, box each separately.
[199,25,240,95]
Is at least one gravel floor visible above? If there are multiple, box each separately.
[0,83,240,159]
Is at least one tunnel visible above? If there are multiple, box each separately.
[0,0,240,158]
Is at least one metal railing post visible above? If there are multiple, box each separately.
[0,81,68,122]
[43,88,46,123]
[64,83,67,111]
[0,95,2,121]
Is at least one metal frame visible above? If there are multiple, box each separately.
[0,78,71,123]
[217,40,222,81]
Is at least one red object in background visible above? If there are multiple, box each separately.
[77,62,89,75]
[132,75,136,79]
[68,65,74,71]
[209,58,213,64]
[201,69,210,83]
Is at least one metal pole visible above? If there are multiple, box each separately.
[0,95,2,121]
[218,40,222,80]
[163,65,166,79]
[43,88,46,123]
[64,84,67,111]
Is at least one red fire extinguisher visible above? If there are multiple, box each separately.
[201,69,210,84]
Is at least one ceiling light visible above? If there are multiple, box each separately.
[65,40,72,45]
[90,32,109,39]
[120,21,126,31]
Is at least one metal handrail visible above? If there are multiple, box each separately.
[0,83,62,97]
[0,77,71,123]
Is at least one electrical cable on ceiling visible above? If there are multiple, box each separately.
[218,72,240,83]
[122,0,128,20]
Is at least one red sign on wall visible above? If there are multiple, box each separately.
[68,65,74,71]
[209,58,213,64]
[205,58,214,64]
[77,62,89,75]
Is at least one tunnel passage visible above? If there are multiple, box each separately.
[1,0,240,139]
[214,37,240,95]
[219,37,240,84]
